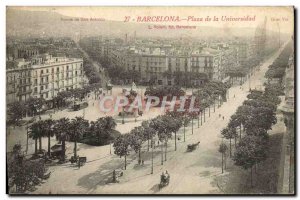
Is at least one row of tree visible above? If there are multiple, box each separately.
[29,116,117,161]
[7,84,102,126]
[265,41,293,82]
[220,84,282,186]
[113,114,183,170]
[106,65,142,84]
[8,144,48,193]
[144,86,185,101]
[82,56,102,84]
[113,81,230,170]
[162,71,209,88]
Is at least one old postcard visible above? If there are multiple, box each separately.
[6,6,295,195]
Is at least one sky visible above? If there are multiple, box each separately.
[8,6,294,35]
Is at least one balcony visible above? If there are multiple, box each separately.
[17,89,32,96]
[40,88,50,93]
[40,72,50,77]
[7,90,16,94]
[40,81,49,85]
[19,82,32,87]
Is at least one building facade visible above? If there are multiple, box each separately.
[6,54,84,104]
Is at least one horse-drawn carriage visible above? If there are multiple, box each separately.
[187,141,200,152]
[159,172,170,190]
[70,155,87,167]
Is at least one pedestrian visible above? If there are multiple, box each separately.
[142,160,144,166]
[222,116,224,120]
[234,94,235,98]
[161,172,165,182]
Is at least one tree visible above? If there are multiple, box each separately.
[233,135,268,187]
[129,126,145,164]
[90,116,116,145]
[141,121,156,151]
[168,116,182,151]
[228,105,253,139]
[55,90,72,109]
[113,134,131,170]
[54,118,71,161]
[149,116,171,164]
[247,90,264,100]
[244,106,277,134]
[8,144,48,193]
[221,127,237,157]
[218,143,228,173]
[26,97,45,117]
[29,121,44,154]
[90,118,105,144]
[243,99,276,112]
[7,101,27,126]
[70,117,89,157]
[154,116,174,162]
[42,119,55,156]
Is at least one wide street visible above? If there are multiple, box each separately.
[7,43,286,194]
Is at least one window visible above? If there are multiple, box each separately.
[57,67,59,72]
[41,70,44,74]
[46,69,49,73]
[40,86,43,91]
[34,87,37,93]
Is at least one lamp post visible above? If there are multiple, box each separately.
[248,74,251,91]
[26,123,29,154]
[161,142,164,165]
[192,116,194,135]
[110,142,112,155]
[198,113,200,128]
[191,85,194,135]
[183,112,186,142]
[151,139,154,174]
[122,106,125,124]
[200,110,203,126]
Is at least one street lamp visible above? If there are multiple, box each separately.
[122,106,125,124]
[151,139,154,174]
[161,141,164,165]
[191,84,194,135]
[200,110,203,126]
[110,142,112,155]
[183,113,186,142]
[198,112,200,128]
[248,74,251,91]
[192,115,194,135]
